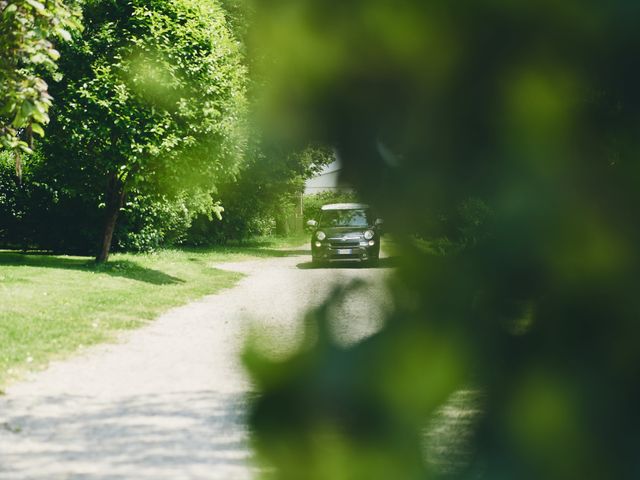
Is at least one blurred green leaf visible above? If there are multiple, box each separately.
[246,1,640,479]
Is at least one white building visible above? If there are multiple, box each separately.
[304,159,352,195]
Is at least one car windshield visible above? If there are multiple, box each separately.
[319,209,371,227]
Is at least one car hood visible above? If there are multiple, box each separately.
[316,226,371,238]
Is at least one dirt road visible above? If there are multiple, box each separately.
[0,249,392,479]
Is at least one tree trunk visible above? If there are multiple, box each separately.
[96,174,125,264]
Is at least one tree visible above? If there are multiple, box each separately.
[246,1,640,479]
[186,131,334,244]
[44,0,245,262]
[0,0,81,180]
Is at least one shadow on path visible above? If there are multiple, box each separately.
[0,390,255,479]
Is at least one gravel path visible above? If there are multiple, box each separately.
[0,249,391,479]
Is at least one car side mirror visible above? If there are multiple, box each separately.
[306,219,318,230]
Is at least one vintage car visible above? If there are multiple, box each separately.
[307,203,382,266]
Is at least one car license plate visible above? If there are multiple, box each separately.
[337,249,353,255]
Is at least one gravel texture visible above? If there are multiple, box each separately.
[0,248,391,479]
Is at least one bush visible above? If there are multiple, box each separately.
[187,199,277,246]
[0,153,214,253]
[115,192,196,252]
[0,152,92,252]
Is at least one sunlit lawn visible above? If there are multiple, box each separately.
[0,236,307,385]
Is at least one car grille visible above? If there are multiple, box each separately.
[329,240,360,248]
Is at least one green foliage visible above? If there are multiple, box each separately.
[218,0,252,48]
[0,153,222,253]
[1,0,334,255]
[117,190,219,252]
[0,150,63,248]
[0,0,82,171]
[0,154,104,253]
[426,197,495,256]
[246,1,640,479]
[48,0,245,187]
[34,0,247,258]
[302,190,358,224]
[1,0,247,255]
[188,207,275,246]
[187,142,334,244]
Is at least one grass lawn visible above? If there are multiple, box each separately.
[0,235,307,386]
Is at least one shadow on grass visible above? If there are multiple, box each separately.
[296,256,399,270]
[0,252,183,286]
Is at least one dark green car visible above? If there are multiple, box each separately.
[307,203,382,266]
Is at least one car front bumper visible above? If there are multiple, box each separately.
[311,241,379,262]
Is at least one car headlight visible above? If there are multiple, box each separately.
[316,231,326,241]
[363,230,374,240]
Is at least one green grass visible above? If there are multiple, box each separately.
[0,236,307,385]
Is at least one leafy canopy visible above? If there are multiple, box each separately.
[0,0,82,175]
[47,0,246,195]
